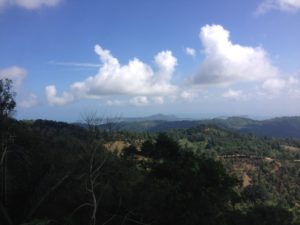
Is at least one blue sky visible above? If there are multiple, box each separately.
[0,0,300,121]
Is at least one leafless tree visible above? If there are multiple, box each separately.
[71,112,113,225]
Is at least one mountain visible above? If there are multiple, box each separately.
[114,116,300,138]
[238,116,300,138]
[122,113,180,122]
[118,120,200,132]
[73,115,300,138]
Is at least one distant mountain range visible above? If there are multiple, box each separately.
[121,113,181,122]
[110,115,300,138]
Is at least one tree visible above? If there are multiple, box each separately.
[153,133,181,160]
[141,140,154,157]
[244,205,294,225]
[123,145,138,158]
[135,135,239,225]
[70,113,112,225]
[0,79,16,211]
[0,79,16,225]
[0,79,16,119]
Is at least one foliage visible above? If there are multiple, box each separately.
[0,79,16,118]
[0,116,299,225]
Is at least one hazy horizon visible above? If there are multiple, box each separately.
[15,111,300,123]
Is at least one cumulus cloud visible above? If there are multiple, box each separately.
[185,47,196,57]
[256,0,300,14]
[155,50,177,74]
[45,85,74,105]
[20,93,38,108]
[0,0,61,10]
[262,76,299,94]
[129,96,149,106]
[222,89,243,100]
[190,24,278,86]
[0,66,27,89]
[46,44,178,105]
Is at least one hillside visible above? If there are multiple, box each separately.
[239,117,300,138]
[2,118,300,225]
[112,116,300,138]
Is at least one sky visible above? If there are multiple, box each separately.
[0,0,300,121]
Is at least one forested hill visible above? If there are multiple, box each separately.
[238,117,300,138]
[2,118,300,225]
[109,116,300,138]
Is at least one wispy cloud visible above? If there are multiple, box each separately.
[0,0,62,10]
[129,96,149,106]
[49,61,101,68]
[185,47,196,57]
[222,89,243,100]
[0,66,39,108]
[106,99,124,106]
[262,76,298,94]
[0,66,27,89]
[256,0,300,14]
[20,93,38,108]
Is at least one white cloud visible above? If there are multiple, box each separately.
[0,0,6,8]
[154,50,177,74]
[262,78,286,94]
[256,0,300,14]
[288,88,300,98]
[152,96,164,104]
[179,90,198,101]
[46,44,178,105]
[107,96,164,106]
[49,61,101,68]
[190,24,278,85]
[0,66,27,89]
[106,99,123,106]
[0,66,39,108]
[185,47,196,57]
[20,93,38,108]
[0,0,61,10]
[262,76,299,94]
[129,96,149,106]
[45,85,74,105]
[222,89,243,100]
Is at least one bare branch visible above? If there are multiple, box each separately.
[0,201,14,225]
[102,197,122,225]
[26,173,70,220]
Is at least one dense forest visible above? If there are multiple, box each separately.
[1,79,300,225]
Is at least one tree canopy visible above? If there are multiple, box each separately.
[0,79,16,118]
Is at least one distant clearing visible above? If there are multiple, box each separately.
[105,141,130,154]
[282,145,300,152]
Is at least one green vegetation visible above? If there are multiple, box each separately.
[110,116,300,138]
[1,118,300,225]
[0,79,16,118]
[1,79,300,225]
